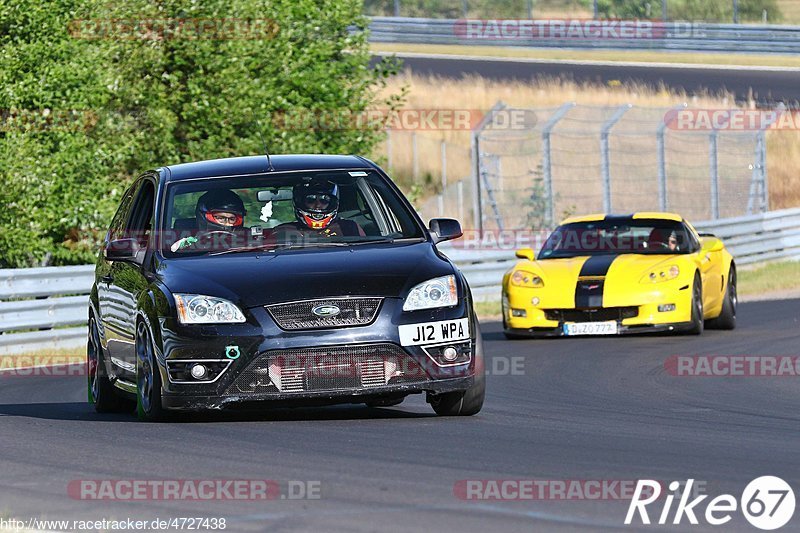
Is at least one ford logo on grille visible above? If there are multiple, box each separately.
[312,304,341,318]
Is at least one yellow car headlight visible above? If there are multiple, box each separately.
[641,265,680,283]
[510,270,544,288]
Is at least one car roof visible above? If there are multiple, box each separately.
[161,155,374,182]
[559,212,684,225]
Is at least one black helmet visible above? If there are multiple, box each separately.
[292,180,339,230]
[195,189,246,231]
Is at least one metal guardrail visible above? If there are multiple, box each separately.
[369,17,800,54]
[1,208,799,354]
[0,265,93,355]
[445,207,800,301]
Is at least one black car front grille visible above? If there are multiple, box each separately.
[545,307,638,323]
[224,343,428,395]
[266,297,382,330]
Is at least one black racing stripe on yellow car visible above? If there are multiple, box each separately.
[577,254,617,278]
[603,214,635,224]
[575,254,620,308]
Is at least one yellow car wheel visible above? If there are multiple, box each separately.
[707,266,737,330]
[686,274,704,335]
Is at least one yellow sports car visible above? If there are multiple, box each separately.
[502,212,736,338]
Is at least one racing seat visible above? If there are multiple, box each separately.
[646,229,667,250]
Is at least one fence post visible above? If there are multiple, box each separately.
[600,105,632,213]
[656,125,667,212]
[733,0,739,23]
[709,129,720,219]
[541,102,575,226]
[471,101,507,235]
[471,131,481,233]
[393,0,400,17]
[662,0,667,21]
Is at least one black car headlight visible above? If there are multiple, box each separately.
[403,275,458,311]
[174,294,246,324]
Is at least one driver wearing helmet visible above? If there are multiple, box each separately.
[274,180,365,239]
[171,189,247,252]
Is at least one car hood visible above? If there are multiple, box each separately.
[157,241,455,307]
[516,254,690,308]
[531,253,684,281]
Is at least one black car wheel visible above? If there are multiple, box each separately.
[707,266,737,330]
[136,321,165,422]
[87,315,130,412]
[429,321,485,416]
[686,274,704,335]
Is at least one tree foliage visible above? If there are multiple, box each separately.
[0,0,400,267]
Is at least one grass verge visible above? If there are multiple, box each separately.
[738,259,800,296]
[373,43,800,68]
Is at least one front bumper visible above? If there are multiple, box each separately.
[503,282,693,336]
[154,297,478,410]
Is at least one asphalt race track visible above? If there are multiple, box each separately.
[372,53,800,105]
[1,298,799,532]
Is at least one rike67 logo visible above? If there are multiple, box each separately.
[625,477,795,530]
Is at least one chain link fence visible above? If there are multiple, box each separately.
[411,101,769,230]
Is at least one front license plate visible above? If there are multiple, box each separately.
[399,318,470,347]
[563,321,618,336]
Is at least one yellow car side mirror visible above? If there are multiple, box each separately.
[515,248,535,261]
[701,238,724,253]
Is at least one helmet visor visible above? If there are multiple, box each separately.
[205,210,243,227]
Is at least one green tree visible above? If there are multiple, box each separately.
[0,0,401,267]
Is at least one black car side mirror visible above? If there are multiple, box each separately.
[104,238,145,265]
[429,218,463,244]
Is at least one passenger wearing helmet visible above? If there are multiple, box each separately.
[171,189,247,252]
[274,180,365,239]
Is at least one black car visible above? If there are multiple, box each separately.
[88,154,485,420]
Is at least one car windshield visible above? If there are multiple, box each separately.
[538,219,693,259]
[161,170,425,257]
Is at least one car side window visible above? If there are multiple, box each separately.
[108,187,136,242]
[125,179,156,247]
[683,223,700,253]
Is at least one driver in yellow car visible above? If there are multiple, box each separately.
[170,189,246,252]
[667,230,679,251]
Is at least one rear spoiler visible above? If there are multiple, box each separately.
[697,232,717,238]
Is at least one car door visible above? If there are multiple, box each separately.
[106,177,157,380]
[688,225,723,314]
[97,185,136,364]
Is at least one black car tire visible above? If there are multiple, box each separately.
[686,274,704,336]
[429,321,485,416]
[136,321,166,422]
[706,266,737,330]
[88,315,130,413]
